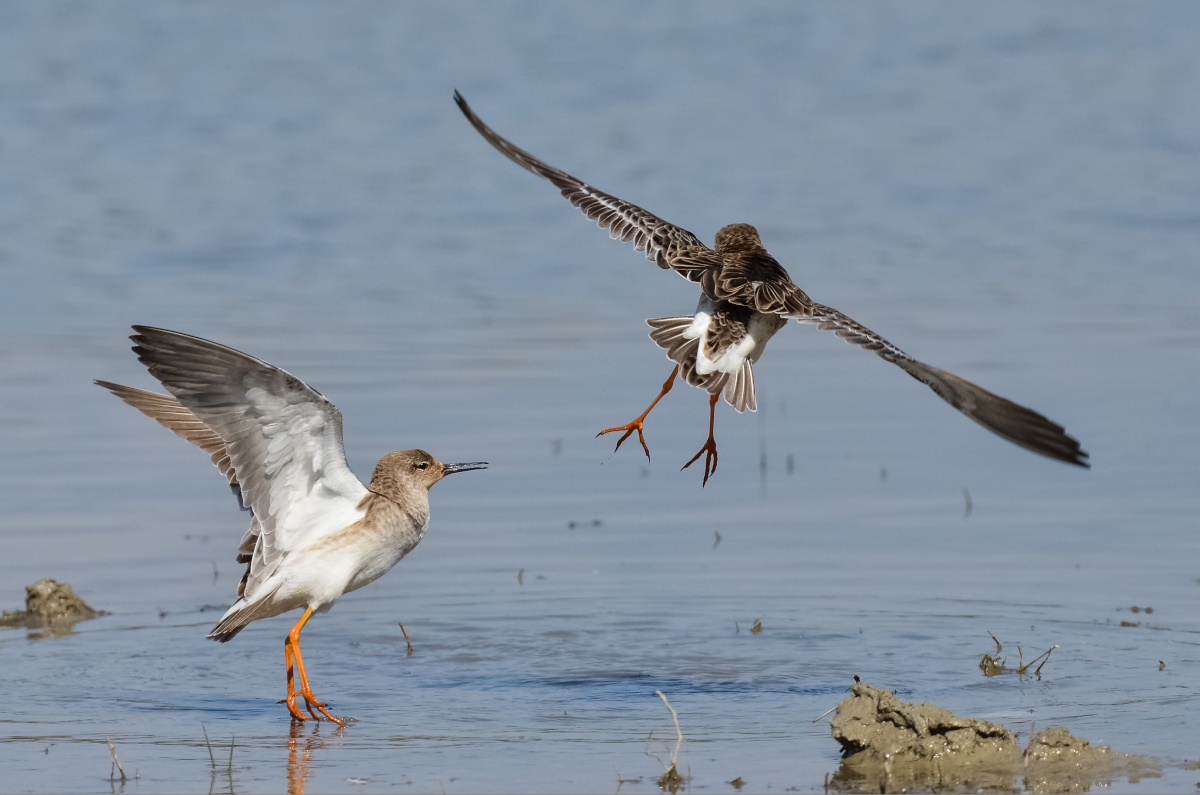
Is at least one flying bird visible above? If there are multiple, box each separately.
[97,326,486,723]
[455,92,1088,484]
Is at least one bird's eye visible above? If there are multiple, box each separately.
[416,462,428,470]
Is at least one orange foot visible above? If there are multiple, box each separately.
[281,685,343,724]
[282,690,308,723]
[291,653,344,724]
[596,366,678,461]
[282,682,345,724]
[282,606,346,725]
[681,436,718,486]
[596,418,651,459]
[298,687,342,724]
[681,393,720,487]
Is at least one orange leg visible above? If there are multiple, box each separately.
[282,607,344,724]
[681,392,720,486]
[283,635,306,722]
[596,366,679,460]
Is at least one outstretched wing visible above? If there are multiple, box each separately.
[94,381,266,599]
[94,381,242,503]
[455,91,722,282]
[802,304,1090,467]
[121,326,369,597]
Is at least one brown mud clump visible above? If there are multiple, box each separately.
[657,765,683,793]
[0,579,107,636]
[828,682,1158,793]
[1023,726,1158,793]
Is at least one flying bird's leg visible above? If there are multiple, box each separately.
[284,607,344,725]
[596,366,679,460]
[682,393,720,486]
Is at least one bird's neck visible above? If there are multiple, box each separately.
[363,475,430,527]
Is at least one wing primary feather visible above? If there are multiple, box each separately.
[454,91,720,281]
[799,305,1089,467]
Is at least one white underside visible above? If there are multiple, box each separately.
[685,296,784,376]
[215,485,419,625]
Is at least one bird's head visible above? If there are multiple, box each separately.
[371,450,488,495]
[714,223,764,254]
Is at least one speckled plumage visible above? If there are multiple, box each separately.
[456,92,1088,470]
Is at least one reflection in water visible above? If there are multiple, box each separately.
[203,726,234,795]
[287,721,344,795]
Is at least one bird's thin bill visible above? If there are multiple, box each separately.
[442,461,488,475]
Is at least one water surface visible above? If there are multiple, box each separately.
[1,3,1199,792]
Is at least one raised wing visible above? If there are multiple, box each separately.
[123,326,369,596]
[802,304,1089,467]
[94,381,242,504]
[455,91,722,282]
[94,380,266,599]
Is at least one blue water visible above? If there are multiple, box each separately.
[1,3,1199,792]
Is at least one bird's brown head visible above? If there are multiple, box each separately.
[369,449,487,498]
[713,223,764,254]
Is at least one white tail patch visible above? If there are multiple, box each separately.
[647,317,757,412]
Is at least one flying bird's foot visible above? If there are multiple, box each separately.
[681,436,719,486]
[596,366,680,461]
[596,419,652,460]
[682,392,721,486]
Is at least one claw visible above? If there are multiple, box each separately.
[681,392,721,487]
[681,438,718,486]
[284,691,308,722]
[302,694,341,724]
[596,421,651,460]
[597,366,677,463]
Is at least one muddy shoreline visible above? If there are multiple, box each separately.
[829,682,1161,793]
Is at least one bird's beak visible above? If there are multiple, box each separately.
[442,461,488,475]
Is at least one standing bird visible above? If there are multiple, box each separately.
[96,326,486,723]
[455,92,1088,484]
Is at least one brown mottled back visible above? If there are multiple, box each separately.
[713,223,766,254]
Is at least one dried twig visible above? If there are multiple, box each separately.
[655,691,683,768]
[398,622,414,656]
[1012,644,1060,676]
[812,704,838,724]
[652,691,685,792]
[106,737,127,782]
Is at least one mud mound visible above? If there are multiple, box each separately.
[1024,726,1158,794]
[0,579,105,634]
[828,682,1158,793]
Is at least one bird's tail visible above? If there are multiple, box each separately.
[206,593,280,643]
[647,317,756,412]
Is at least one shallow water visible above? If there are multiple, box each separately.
[2,3,1199,792]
